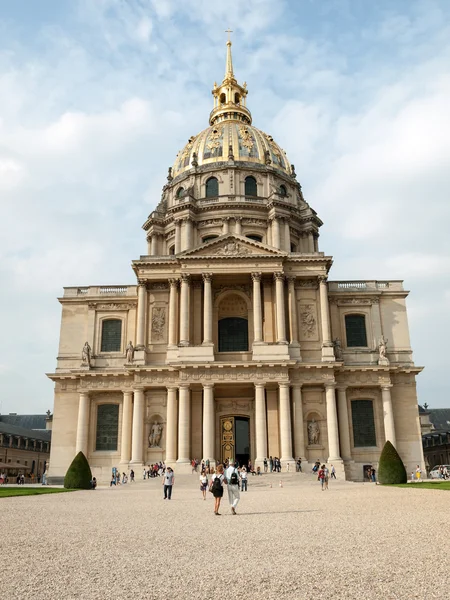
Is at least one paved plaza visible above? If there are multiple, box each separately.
[1,472,447,599]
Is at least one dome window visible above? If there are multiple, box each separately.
[245,176,257,197]
[234,93,240,104]
[279,184,287,197]
[220,93,226,104]
[205,177,219,198]
[176,187,185,198]
[246,234,262,242]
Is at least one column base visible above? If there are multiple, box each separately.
[133,349,147,365]
[321,344,335,362]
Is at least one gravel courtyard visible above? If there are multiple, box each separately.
[1,473,447,600]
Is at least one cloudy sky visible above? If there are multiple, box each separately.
[0,0,449,414]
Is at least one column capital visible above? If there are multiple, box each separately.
[291,383,303,390]
[166,385,178,391]
[179,383,190,390]
[137,279,147,287]
[251,272,262,282]
[278,382,290,390]
[336,384,348,391]
[180,273,191,283]
[133,386,145,393]
[381,384,393,391]
[274,272,285,281]
[254,382,265,389]
[79,391,90,398]
[287,276,296,284]
[122,389,133,396]
[324,382,337,390]
[234,216,242,223]
[174,218,181,225]
[318,275,328,284]
[203,383,214,390]
[168,278,179,287]
[202,272,213,283]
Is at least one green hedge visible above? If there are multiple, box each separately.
[378,441,407,484]
[64,451,92,489]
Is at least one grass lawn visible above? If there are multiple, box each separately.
[392,481,450,491]
[0,487,76,498]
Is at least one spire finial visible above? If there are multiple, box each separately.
[225,28,234,79]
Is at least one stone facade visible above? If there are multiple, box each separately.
[47,41,425,483]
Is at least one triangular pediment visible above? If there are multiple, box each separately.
[180,234,287,259]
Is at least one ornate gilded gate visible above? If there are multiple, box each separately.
[221,416,235,463]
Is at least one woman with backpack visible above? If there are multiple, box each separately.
[210,464,225,515]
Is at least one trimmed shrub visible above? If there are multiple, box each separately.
[378,441,407,484]
[64,451,92,489]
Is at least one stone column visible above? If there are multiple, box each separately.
[177,384,191,463]
[279,383,294,462]
[274,272,287,344]
[284,218,291,252]
[179,274,190,346]
[150,234,158,256]
[165,387,178,463]
[235,217,242,235]
[382,385,397,448]
[168,279,179,348]
[202,273,213,345]
[326,384,341,461]
[292,384,305,459]
[255,383,268,464]
[336,386,352,460]
[272,217,281,250]
[75,392,90,456]
[202,384,215,463]
[130,388,145,464]
[184,218,193,251]
[319,276,335,361]
[136,281,147,349]
[252,272,263,343]
[308,232,315,253]
[146,237,152,255]
[174,219,181,254]
[287,277,300,346]
[120,391,133,464]
[222,217,230,235]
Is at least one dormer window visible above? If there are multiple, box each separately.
[280,184,287,197]
[206,177,219,198]
[176,187,184,198]
[245,176,257,197]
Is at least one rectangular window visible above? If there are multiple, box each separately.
[345,314,368,347]
[352,400,376,447]
[101,319,122,352]
[96,404,119,451]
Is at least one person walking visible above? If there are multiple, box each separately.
[225,459,241,515]
[318,464,326,490]
[130,469,135,483]
[163,467,174,500]
[263,458,268,473]
[323,465,329,490]
[269,456,273,473]
[240,466,248,492]
[199,469,208,500]
[330,465,336,479]
[210,464,225,515]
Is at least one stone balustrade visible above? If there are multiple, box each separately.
[64,286,137,297]
[328,280,404,292]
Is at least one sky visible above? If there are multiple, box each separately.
[0,0,449,414]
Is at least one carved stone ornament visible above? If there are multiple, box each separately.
[238,125,254,150]
[81,341,92,367]
[300,305,316,339]
[151,307,166,341]
[297,279,318,289]
[149,283,169,291]
[148,421,163,448]
[214,241,250,255]
[89,303,137,310]
[125,341,134,364]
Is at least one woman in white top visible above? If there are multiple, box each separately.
[240,466,248,492]
[199,469,208,500]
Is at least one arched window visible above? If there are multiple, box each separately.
[246,234,262,242]
[279,184,287,197]
[101,319,122,352]
[245,176,257,197]
[351,400,376,447]
[345,314,367,347]
[234,93,240,104]
[202,235,219,243]
[176,187,184,198]
[205,177,219,198]
[218,317,249,352]
[96,404,119,451]
[169,245,175,255]
[220,93,226,104]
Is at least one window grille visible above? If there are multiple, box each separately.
[345,314,367,347]
[218,317,249,352]
[96,404,119,451]
[245,176,257,197]
[352,400,376,447]
[205,177,219,197]
[101,319,122,352]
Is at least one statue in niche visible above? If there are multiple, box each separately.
[308,419,320,446]
[81,341,92,367]
[125,341,134,364]
[333,338,343,360]
[378,335,389,364]
[149,421,163,448]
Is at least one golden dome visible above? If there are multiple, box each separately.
[171,39,292,179]
[172,122,291,179]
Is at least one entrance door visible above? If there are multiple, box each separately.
[220,416,250,467]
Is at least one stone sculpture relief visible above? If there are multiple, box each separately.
[307,419,320,445]
[125,341,134,364]
[149,421,163,448]
[81,341,92,367]
[378,335,389,365]
[151,307,166,341]
[333,338,343,360]
[300,304,316,339]
[215,241,250,255]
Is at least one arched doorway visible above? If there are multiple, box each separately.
[220,416,250,467]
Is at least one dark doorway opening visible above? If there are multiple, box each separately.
[235,417,250,467]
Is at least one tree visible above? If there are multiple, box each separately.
[64,451,92,489]
[378,441,407,484]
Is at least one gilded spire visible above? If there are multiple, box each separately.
[225,29,234,80]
